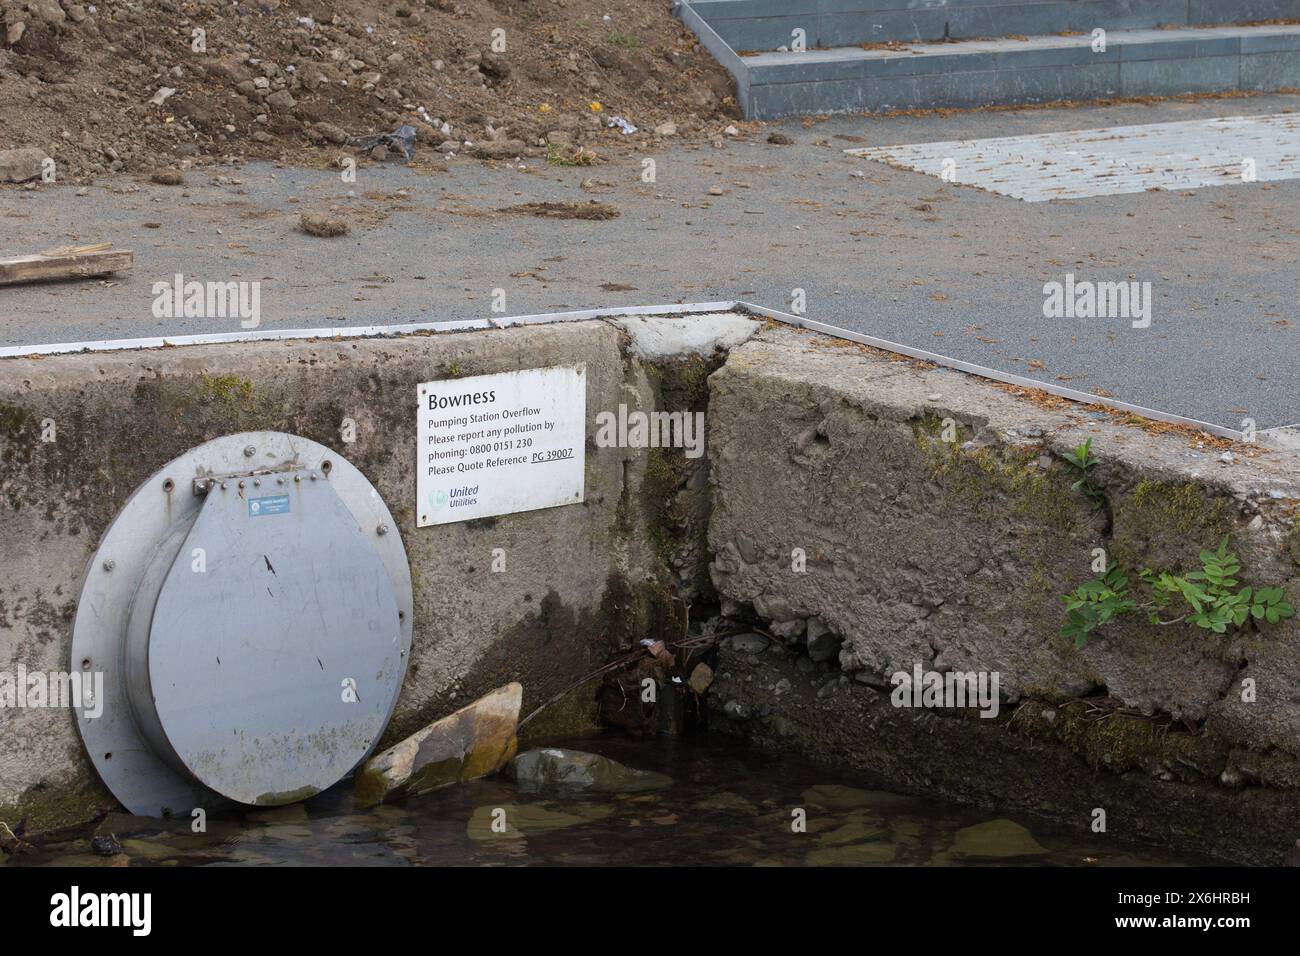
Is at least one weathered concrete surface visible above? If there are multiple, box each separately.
[0,314,752,831]
[612,312,758,362]
[355,683,522,806]
[6,308,1295,864]
[707,327,1300,863]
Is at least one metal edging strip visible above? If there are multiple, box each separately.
[0,301,738,358]
[733,301,1247,442]
[0,299,1251,441]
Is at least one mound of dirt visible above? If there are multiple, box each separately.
[0,0,738,180]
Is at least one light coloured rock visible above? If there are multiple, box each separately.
[314,122,348,144]
[354,682,522,805]
[266,89,296,111]
[0,147,48,183]
[507,748,671,794]
[474,138,527,160]
[299,211,348,237]
[689,662,714,694]
[951,819,1048,858]
[29,0,65,24]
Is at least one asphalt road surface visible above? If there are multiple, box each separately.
[2,94,1296,430]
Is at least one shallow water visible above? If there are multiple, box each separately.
[8,734,1224,867]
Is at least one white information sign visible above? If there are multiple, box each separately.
[416,366,586,526]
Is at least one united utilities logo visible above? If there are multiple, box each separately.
[430,487,477,511]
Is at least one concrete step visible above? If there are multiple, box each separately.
[703,23,1300,118]
[686,0,1300,51]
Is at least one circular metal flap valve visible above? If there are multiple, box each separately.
[72,432,413,817]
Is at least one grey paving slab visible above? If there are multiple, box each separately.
[1242,49,1300,87]
[1189,0,1300,22]
[688,0,1300,50]
[735,25,1300,117]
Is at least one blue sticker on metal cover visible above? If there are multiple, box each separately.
[248,494,291,517]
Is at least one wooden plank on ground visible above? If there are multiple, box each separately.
[0,245,134,286]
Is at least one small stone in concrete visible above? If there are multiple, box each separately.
[806,618,842,663]
[354,682,521,805]
[770,618,805,640]
[729,632,769,654]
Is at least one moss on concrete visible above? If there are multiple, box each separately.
[0,401,30,439]
[913,425,1077,532]
[1124,479,1233,536]
[519,690,601,741]
[252,785,321,806]
[0,778,116,837]
[1046,701,1227,781]
[636,354,719,601]
[641,445,679,561]
[1111,480,1236,570]
[198,373,257,407]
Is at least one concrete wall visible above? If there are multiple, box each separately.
[7,313,1299,862]
[706,328,1300,863]
[0,316,749,830]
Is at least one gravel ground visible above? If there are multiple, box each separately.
[2,93,1297,429]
